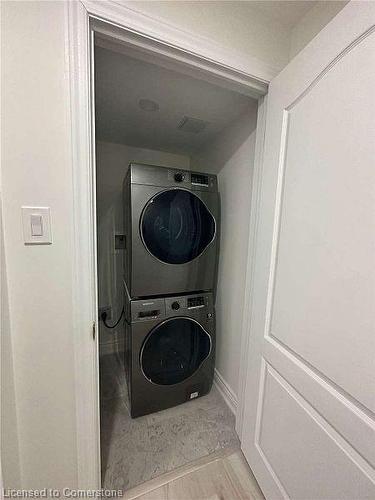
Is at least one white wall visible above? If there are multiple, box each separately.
[96,142,190,354]
[192,104,258,398]
[1,194,21,488]
[128,0,291,71]
[1,1,78,489]
[289,1,348,59]
[126,1,347,71]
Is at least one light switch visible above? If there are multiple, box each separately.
[30,214,43,236]
[22,207,52,245]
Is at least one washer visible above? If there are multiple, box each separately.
[125,291,215,417]
[123,163,220,298]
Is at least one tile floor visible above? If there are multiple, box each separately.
[100,352,240,491]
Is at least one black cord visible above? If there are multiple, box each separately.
[101,307,125,329]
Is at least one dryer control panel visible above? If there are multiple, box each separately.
[129,163,218,192]
[167,169,216,192]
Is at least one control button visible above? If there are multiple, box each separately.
[174,172,185,183]
[207,313,213,319]
[171,301,180,310]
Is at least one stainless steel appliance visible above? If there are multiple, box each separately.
[125,291,215,417]
[123,163,220,298]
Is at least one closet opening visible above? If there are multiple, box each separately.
[93,30,261,493]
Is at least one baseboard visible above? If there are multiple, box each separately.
[213,369,238,416]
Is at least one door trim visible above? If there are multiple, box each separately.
[235,95,268,440]
[83,0,280,85]
[66,0,269,488]
[66,1,100,489]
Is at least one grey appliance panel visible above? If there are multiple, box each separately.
[122,169,132,294]
[164,292,213,317]
[130,297,166,322]
[125,291,215,417]
[129,183,219,297]
[130,162,218,193]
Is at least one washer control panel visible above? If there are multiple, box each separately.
[165,293,212,317]
[131,292,214,322]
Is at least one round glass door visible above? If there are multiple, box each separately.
[140,189,215,264]
[141,318,211,385]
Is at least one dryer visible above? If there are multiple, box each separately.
[123,163,219,298]
[125,291,215,417]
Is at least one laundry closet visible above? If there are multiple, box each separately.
[94,32,259,492]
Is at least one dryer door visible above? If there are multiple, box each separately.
[141,318,211,385]
[140,189,215,264]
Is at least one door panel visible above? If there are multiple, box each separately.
[262,337,375,469]
[257,363,374,500]
[269,33,375,412]
[241,3,375,499]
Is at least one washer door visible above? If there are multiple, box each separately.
[141,318,211,385]
[140,189,215,264]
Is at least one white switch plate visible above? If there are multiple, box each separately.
[22,206,52,245]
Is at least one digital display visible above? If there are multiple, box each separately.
[191,173,209,186]
[187,296,205,308]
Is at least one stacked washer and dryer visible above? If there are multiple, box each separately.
[123,163,220,417]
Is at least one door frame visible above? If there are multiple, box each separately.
[235,94,268,439]
[66,0,271,487]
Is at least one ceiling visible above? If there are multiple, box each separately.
[95,46,256,156]
[248,1,317,28]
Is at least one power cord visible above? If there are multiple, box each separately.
[101,307,125,329]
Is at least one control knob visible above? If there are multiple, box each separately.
[174,172,185,183]
[171,301,180,310]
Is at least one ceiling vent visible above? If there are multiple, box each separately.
[178,116,208,134]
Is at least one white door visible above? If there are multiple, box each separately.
[241,3,375,499]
